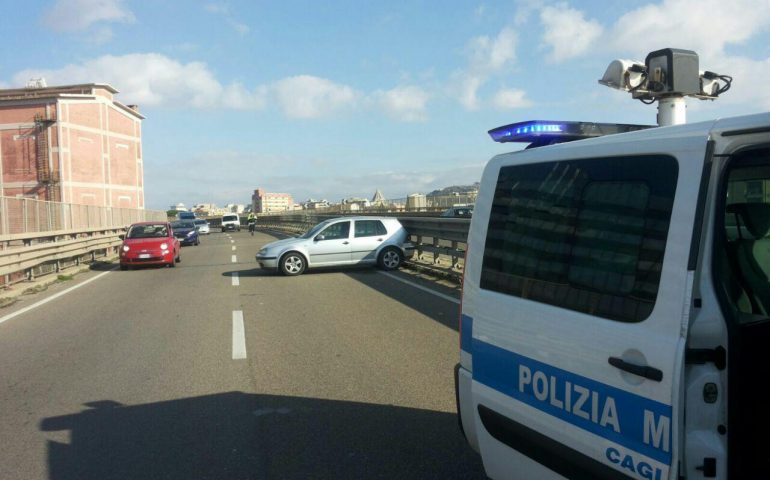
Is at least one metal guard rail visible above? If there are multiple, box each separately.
[0,228,125,282]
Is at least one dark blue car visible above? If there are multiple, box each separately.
[170,221,200,246]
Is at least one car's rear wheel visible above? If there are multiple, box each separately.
[280,252,306,276]
[378,247,402,271]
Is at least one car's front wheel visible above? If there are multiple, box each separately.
[280,252,306,276]
[378,247,402,271]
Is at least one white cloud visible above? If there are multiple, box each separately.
[204,3,228,14]
[374,86,430,122]
[204,2,250,36]
[42,0,134,32]
[272,75,359,119]
[11,54,440,120]
[452,27,523,110]
[611,0,770,62]
[540,3,603,63]
[492,88,532,109]
[466,27,518,73]
[453,73,485,110]
[13,53,240,109]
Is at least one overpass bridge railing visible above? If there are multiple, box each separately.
[0,196,167,286]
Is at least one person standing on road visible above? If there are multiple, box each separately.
[247,212,257,235]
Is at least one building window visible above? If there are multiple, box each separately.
[480,155,678,323]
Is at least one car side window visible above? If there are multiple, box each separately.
[355,220,386,237]
[319,221,350,240]
[480,155,678,323]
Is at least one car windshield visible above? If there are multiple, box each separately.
[223,215,238,222]
[171,221,195,229]
[126,224,168,238]
[194,219,206,225]
[300,220,333,239]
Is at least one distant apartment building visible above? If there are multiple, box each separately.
[0,82,145,208]
[252,188,293,213]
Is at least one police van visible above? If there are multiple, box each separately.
[457,112,770,479]
[456,108,770,478]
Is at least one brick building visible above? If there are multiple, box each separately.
[0,82,145,208]
[252,188,293,213]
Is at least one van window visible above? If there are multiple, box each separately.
[719,148,770,320]
[480,155,678,322]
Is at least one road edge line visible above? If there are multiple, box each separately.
[0,267,118,326]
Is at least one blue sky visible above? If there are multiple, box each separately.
[2,0,770,210]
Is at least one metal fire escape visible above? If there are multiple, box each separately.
[33,113,60,202]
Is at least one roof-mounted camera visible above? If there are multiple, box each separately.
[599,48,732,126]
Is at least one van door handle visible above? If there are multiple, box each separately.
[608,357,663,382]
[342,241,349,245]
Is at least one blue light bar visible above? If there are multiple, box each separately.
[488,120,654,147]
[490,122,565,142]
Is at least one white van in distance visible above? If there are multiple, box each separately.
[456,115,770,479]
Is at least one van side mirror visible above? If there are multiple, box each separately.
[315,234,325,241]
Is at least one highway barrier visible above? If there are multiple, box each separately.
[0,196,166,285]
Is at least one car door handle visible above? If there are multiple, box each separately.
[377,238,383,241]
[608,357,663,382]
[342,241,349,245]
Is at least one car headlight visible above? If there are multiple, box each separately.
[122,245,130,252]
[258,248,267,256]
[186,230,195,236]
[160,243,169,250]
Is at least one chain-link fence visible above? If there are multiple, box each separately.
[0,196,167,236]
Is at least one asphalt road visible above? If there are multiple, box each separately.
[0,228,486,480]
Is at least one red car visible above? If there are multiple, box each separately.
[119,221,181,270]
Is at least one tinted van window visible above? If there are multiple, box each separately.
[480,155,678,322]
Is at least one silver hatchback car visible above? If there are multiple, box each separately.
[256,217,414,275]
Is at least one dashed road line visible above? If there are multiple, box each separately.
[232,310,247,359]
[232,272,240,286]
[232,246,236,251]
[231,255,237,263]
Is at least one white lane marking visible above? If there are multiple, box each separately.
[378,271,460,305]
[232,272,240,286]
[232,246,236,251]
[0,268,118,326]
[230,240,234,244]
[232,310,247,359]
[231,255,237,263]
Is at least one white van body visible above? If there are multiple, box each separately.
[457,113,770,479]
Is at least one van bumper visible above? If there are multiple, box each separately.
[455,363,480,453]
